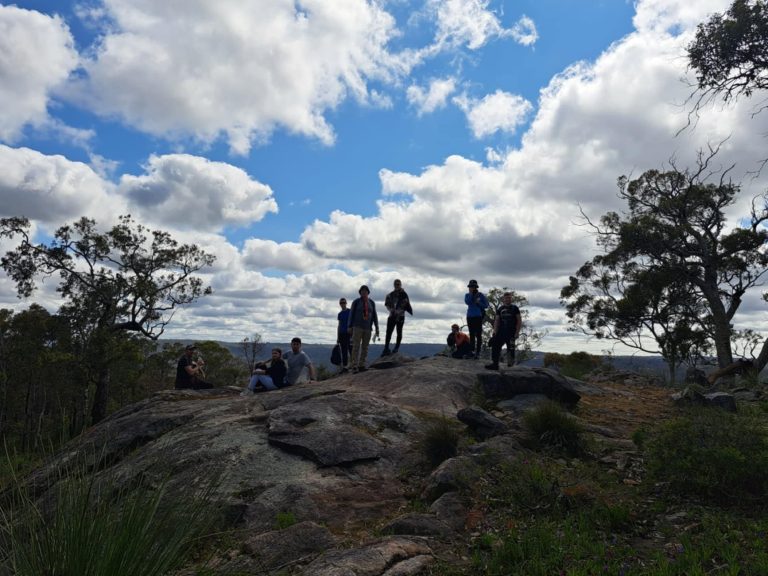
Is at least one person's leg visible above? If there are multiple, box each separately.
[359,329,372,369]
[393,317,404,352]
[468,317,482,358]
[248,374,260,391]
[383,316,396,354]
[338,329,350,367]
[506,335,515,366]
[257,375,278,391]
[350,328,364,369]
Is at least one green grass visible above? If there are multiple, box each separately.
[522,400,588,456]
[0,454,218,576]
[419,415,462,468]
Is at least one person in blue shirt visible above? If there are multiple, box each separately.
[464,279,489,359]
[337,297,352,372]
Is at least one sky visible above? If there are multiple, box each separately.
[1,0,767,355]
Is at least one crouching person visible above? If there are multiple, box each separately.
[447,324,472,359]
[242,348,287,395]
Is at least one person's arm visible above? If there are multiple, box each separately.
[348,300,357,332]
[515,309,523,338]
[372,302,379,334]
[464,292,472,306]
[307,362,316,381]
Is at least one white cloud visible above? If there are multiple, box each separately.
[0,145,121,223]
[70,0,412,154]
[454,90,533,139]
[118,154,278,232]
[0,5,79,143]
[242,238,324,273]
[511,15,538,46]
[428,0,535,50]
[406,77,457,116]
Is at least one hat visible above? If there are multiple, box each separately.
[359,284,370,294]
[185,344,197,351]
[467,279,479,288]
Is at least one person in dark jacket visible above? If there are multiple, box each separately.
[348,285,379,372]
[175,344,214,389]
[485,291,522,370]
[337,297,352,372]
[447,324,472,358]
[242,348,287,394]
[382,279,413,356]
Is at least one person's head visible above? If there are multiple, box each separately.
[393,279,402,291]
[339,297,347,309]
[467,279,479,291]
[184,344,197,356]
[359,285,370,297]
[451,323,460,333]
[271,347,282,359]
[503,291,513,304]
[290,337,302,352]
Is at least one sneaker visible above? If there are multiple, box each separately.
[240,388,254,397]
[485,363,499,371]
[392,346,400,354]
[339,367,349,374]
[381,348,391,357]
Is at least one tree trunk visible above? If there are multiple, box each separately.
[91,366,110,424]
[754,338,768,373]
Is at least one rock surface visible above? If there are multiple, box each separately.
[15,355,655,575]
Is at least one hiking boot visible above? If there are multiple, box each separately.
[392,346,400,354]
[381,347,391,357]
[485,363,499,371]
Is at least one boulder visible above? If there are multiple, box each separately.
[456,406,507,439]
[477,367,581,406]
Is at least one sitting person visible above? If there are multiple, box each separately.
[447,324,472,359]
[175,344,214,389]
[283,337,317,385]
[242,348,287,395]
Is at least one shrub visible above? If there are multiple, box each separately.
[0,458,217,576]
[420,416,461,467]
[523,401,587,456]
[542,351,604,380]
[274,511,297,530]
[645,407,768,503]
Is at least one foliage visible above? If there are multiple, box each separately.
[0,215,215,424]
[240,334,264,375]
[522,401,587,456]
[561,151,768,379]
[482,287,547,363]
[194,341,248,387]
[274,511,297,530]
[419,416,461,467]
[645,407,768,503]
[542,350,605,379]
[687,0,768,110]
[0,456,217,576]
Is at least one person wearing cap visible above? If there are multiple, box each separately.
[464,279,489,359]
[382,279,413,356]
[175,344,214,389]
[447,324,472,359]
[347,285,380,372]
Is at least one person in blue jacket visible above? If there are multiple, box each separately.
[464,279,489,359]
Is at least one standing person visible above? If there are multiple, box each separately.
[447,324,473,359]
[241,348,287,395]
[175,344,214,389]
[464,279,489,359]
[382,279,413,356]
[486,291,523,370]
[337,297,352,372]
[348,285,379,372]
[283,337,317,385]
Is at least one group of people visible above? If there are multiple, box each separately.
[174,279,522,391]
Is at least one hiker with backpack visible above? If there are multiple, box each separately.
[464,279,489,359]
[347,285,379,373]
[485,291,522,370]
[382,279,413,356]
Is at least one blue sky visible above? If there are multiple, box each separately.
[1,0,767,354]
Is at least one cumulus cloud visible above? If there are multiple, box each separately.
[242,238,325,273]
[428,0,536,50]
[406,77,457,116]
[70,0,412,154]
[0,145,121,223]
[118,154,278,232]
[454,90,533,139]
[0,5,79,143]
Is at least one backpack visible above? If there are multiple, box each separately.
[330,343,342,366]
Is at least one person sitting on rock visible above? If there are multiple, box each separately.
[283,337,317,385]
[175,344,214,389]
[241,348,287,395]
[447,324,473,359]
